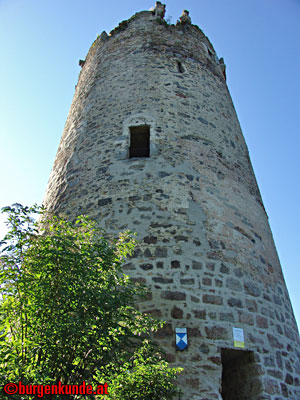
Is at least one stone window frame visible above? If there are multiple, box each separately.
[115,112,159,160]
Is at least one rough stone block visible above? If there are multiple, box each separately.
[180,278,195,285]
[256,315,268,329]
[226,277,242,291]
[205,326,228,340]
[152,276,173,284]
[220,263,229,274]
[192,261,202,269]
[267,334,284,349]
[227,297,243,308]
[140,263,153,270]
[155,247,168,257]
[244,281,261,297]
[98,197,112,206]
[220,312,235,322]
[203,294,223,305]
[145,308,162,317]
[171,260,180,268]
[238,310,254,325]
[246,298,258,312]
[193,310,206,319]
[264,378,280,395]
[285,373,293,385]
[143,235,157,244]
[161,291,186,300]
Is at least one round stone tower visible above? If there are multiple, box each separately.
[43,4,300,399]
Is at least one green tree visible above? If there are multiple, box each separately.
[0,204,182,399]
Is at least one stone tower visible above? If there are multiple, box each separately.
[43,3,300,399]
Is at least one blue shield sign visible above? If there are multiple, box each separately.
[175,328,188,350]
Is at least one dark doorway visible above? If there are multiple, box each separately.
[221,348,262,400]
[129,125,150,158]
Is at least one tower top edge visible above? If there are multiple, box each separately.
[107,2,194,35]
[85,2,218,59]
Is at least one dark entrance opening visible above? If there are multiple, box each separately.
[129,125,150,158]
[221,348,262,400]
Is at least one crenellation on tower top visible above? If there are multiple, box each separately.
[177,9,192,26]
[153,1,166,19]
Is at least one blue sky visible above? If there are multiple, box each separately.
[0,0,299,327]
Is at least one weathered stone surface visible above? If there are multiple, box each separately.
[143,248,152,257]
[131,277,146,284]
[267,369,283,379]
[244,280,261,297]
[143,235,157,244]
[226,277,242,291]
[164,353,176,363]
[199,344,209,354]
[98,197,112,206]
[152,276,173,284]
[205,326,228,340]
[264,377,280,395]
[189,327,202,337]
[276,351,283,369]
[192,310,206,319]
[192,261,202,270]
[267,334,284,349]
[264,356,275,367]
[171,306,183,319]
[249,333,264,345]
[161,291,186,300]
[284,325,295,341]
[171,260,180,269]
[155,247,167,257]
[285,373,294,385]
[246,298,258,312]
[261,307,275,319]
[203,295,223,305]
[256,315,268,329]
[43,6,300,399]
[154,323,173,339]
[220,312,235,322]
[185,378,199,389]
[238,310,254,325]
[208,356,221,365]
[220,263,229,274]
[227,297,243,308]
[180,278,195,285]
[206,262,215,271]
[280,383,288,397]
[145,308,162,317]
[215,279,223,287]
[140,263,153,270]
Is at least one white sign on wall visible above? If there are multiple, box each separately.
[233,327,245,348]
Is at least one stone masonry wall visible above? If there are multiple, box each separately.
[43,8,300,400]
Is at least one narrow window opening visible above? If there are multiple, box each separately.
[177,61,185,73]
[129,125,150,158]
[221,348,262,400]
